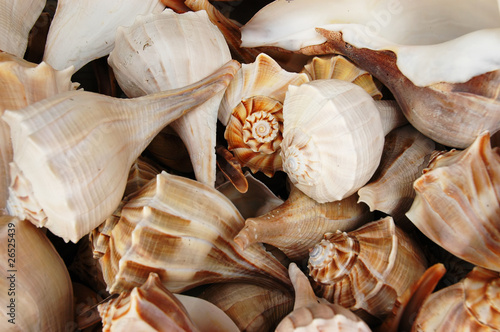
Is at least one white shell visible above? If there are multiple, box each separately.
[240,0,500,87]
[43,0,166,72]
[280,79,384,203]
[108,8,231,187]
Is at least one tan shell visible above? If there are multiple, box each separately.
[234,185,372,261]
[406,131,500,272]
[98,171,291,294]
[0,0,46,57]
[308,217,427,324]
[276,263,372,332]
[43,0,166,72]
[301,55,382,100]
[98,272,239,332]
[4,60,239,243]
[200,282,294,332]
[0,216,73,331]
[358,125,436,220]
[412,266,500,331]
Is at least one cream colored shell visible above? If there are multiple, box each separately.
[280,79,385,203]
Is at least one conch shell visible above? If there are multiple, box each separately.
[406,131,500,272]
[43,0,166,72]
[98,171,292,294]
[0,216,73,331]
[308,217,427,324]
[4,60,239,243]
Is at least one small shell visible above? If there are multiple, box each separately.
[358,125,436,220]
[412,266,500,331]
[43,0,166,72]
[234,185,372,262]
[98,171,292,294]
[280,79,385,203]
[301,55,383,100]
[406,131,500,272]
[308,217,427,324]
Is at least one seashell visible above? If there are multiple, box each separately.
[301,55,382,100]
[280,79,404,203]
[412,266,500,331]
[234,185,372,262]
[357,125,436,220]
[216,171,284,219]
[406,131,500,272]
[0,52,77,215]
[276,262,372,332]
[0,0,46,57]
[0,216,73,331]
[308,216,427,324]
[3,60,239,243]
[108,8,231,187]
[98,171,292,294]
[98,272,239,332]
[200,282,294,332]
[240,0,500,148]
[215,144,249,193]
[43,0,166,73]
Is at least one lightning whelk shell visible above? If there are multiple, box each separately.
[406,131,500,272]
[308,217,427,324]
[43,0,166,73]
[98,171,292,294]
[3,60,239,243]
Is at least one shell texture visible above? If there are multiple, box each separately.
[308,217,427,324]
[412,266,500,331]
[234,185,372,261]
[280,79,385,203]
[43,0,166,73]
[98,171,292,294]
[108,8,231,187]
[406,131,500,272]
[0,0,46,57]
[0,216,73,331]
[3,60,239,243]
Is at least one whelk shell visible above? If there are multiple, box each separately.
[4,60,239,243]
[98,171,292,294]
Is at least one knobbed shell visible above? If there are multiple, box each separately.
[98,171,292,294]
[412,266,500,331]
[276,263,372,332]
[108,8,231,187]
[308,217,427,324]
[0,216,73,331]
[234,185,372,262]
[43,0,166,73]
[4,60,239,243]
[280,79,386,203]
[406,131,500,272]
[98,272,239,332]
[0,0,46,57]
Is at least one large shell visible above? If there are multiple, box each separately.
[108,8,231,187]
[280,79,385,203]
[3,60,238,243]
[200,282,294,332]
[406,131,500,272]
[98,171,292,294]
[0,0,46,57]
[43,0,166,73]
[234,185,372,262]
[0,216,73,331]
[358,125,436,220]
[0,52,76,215]
[98,272,239,332]
[412,266,500,331]
[308,217,427,324]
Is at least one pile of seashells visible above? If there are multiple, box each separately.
[1,0,499,331]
